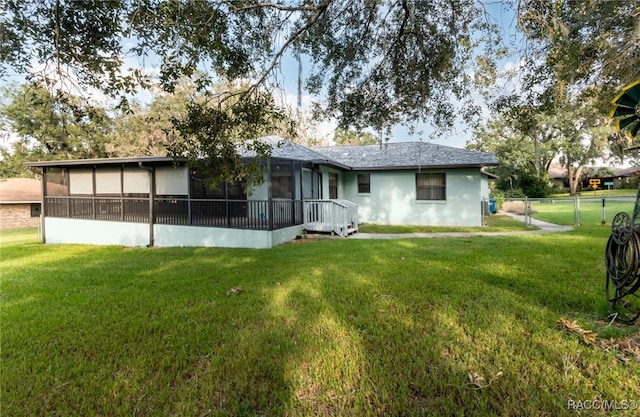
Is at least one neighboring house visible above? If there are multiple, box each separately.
[0,178,68,229]
[548,165,640,191]
[0,178,42,229]
[25,137,498,248]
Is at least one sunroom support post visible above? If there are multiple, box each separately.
[91,166,96,219]
[40,167,46,243]
[268,159,274,230]
[225,182,231,228]
[139,162,155,247]
[120,165,125,222]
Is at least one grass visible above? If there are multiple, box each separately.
[359,214,531,234]
[2,221,640,416]
[530,199,636,227]
[551,189,637,198]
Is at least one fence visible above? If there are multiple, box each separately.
[44,196,304,230]
[489,196,637,227]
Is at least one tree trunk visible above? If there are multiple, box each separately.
[567,164,584,196]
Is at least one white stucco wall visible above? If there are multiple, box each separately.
[335,168,484,227]
[154,224,303,248]
[44,217,303,248]
[45,217,150,246]
[481,175,490,199]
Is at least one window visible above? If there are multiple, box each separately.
[45,167,68,196]
[271,163,293,199]
[190,172,245,200]
[357,174,370,194]
[30,203,41,217]
[416,173,446,201]
[328,173,338,199]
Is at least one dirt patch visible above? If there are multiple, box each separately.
[502,201,537,215]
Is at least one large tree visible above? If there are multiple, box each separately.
[0,83,111,166]
[468,111,558,196]
[472,97,611,196]
[334,128,379,146]
[480,0,639,195]
[516,0,639,110]
[1,0,502,183]
[2,0,500,127]
[535,101,610,196]
[104,79,202,158]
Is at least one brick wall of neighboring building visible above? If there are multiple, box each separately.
[0,204,40,229]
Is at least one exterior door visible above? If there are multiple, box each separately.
[302,169,321,199]
[329,173,338,199]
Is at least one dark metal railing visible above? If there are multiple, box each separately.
[44,196,304,230]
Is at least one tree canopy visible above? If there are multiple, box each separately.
[515,0,639,110]
[2,0,508,185]
[0,83,111,160]
[470,0,639,197]
[2,0,501,131]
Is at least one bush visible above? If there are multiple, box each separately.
[490,190,505,210]
[495,174,552,199]
[503,189,526,199]
[620,178,639,189]
[520,175,551,198]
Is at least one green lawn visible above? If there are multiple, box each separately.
[359,214,531,234]
[552,189,637,199]
[2,224,639,416]
[530,198,636,226]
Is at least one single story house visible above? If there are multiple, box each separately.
[25,136,498,248]
[0,178,66,229]
[548,164,640,191]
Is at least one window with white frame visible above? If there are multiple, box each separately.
[416,173,446,201]
[357,174,370,194]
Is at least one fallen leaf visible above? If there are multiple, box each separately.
[226,287,243,296]
[558,318,598,345]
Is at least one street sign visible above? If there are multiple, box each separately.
[589,179,601,189]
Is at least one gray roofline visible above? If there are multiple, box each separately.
[348,163,499,171]
[23,139,498,172]
[23,154,352,170]
[24,156,495,172]
[25,156,182,168]
[312,160,352,170]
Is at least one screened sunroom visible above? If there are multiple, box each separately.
[27,154,329,248]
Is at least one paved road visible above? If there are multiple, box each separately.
[348,211,573,240]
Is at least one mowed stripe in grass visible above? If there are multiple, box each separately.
[1,226,639,416]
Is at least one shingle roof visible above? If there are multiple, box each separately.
[0,178,66,203]
[23,137,498,172]
[240,136,339,164]
[312,141,499,170]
